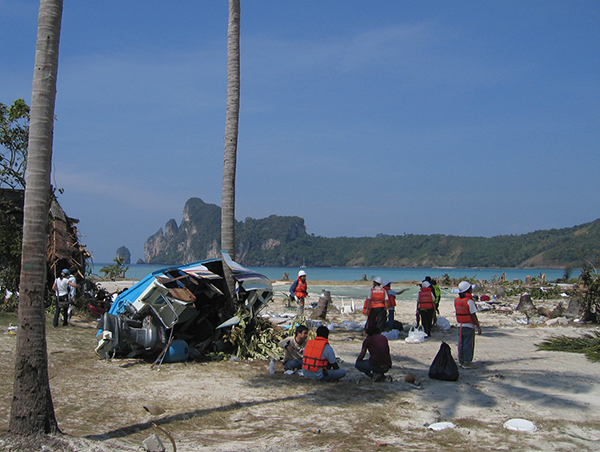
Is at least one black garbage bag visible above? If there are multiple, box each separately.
[429,342,459,381]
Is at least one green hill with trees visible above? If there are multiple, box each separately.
[144,198,600,269]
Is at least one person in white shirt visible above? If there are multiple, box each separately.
[52,268,79,327]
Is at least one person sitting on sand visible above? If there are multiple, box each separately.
[302,326,346,381]
[279,325,309,370]
[355,326,392,382]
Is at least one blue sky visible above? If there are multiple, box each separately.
[2,1,599,263]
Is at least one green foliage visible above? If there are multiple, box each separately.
[0,99,30,190]
[0,191,23,297]
[100,257,129,281]
[580,265,600,323]
[0,292,19,312]
[537,332,600,362]
[219,309,286,360]
[504,285,565,299]
[0,99,29,300]
[146,197,600,269]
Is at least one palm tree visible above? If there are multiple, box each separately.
[221,0,240,312]
[9,0,63,435]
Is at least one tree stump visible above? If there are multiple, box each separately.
[312,289,330,320]
[516,293,536,312]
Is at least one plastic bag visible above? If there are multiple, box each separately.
[405,326,426,344]
[428,342,459,381]
[437,316,451,333]
[382,330,400,340]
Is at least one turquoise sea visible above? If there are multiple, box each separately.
[90,263,569,284]
[90,263,573,308]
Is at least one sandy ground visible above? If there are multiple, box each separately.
[1,281,600,451]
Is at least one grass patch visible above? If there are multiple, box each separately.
[536,332,600,362]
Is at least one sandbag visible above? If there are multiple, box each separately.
[429,342,459,381]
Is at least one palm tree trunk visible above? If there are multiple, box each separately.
[221,0,240,313]
[10,0,63,435]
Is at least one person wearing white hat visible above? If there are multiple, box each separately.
[289,270,308,315]
[454,281,482,369]
[417,281,435,338]
[363,276,389,333]
[52,268,80,327]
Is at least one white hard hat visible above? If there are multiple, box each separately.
[458,281,472,293]
[422,281,431,288]
[298,270,306,277]
[373,276,383,285]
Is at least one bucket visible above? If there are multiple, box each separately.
[163,339,189,363]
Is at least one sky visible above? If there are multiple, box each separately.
[2,1,599,263]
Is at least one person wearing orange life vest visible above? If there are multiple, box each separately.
[424,276,442,326]
[383,281,396,332]
[455,281,482,369]
[302,326,346,381]
[417,281,435,338]
[383,281,408,331]
[289,270,308,315]
[364,276,389,333]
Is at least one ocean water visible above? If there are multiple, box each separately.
[89,263,573,308]
[90,263,569,284]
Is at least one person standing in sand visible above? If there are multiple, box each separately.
[383,281,396,332]
[455,281,482,369]
[424,276,442,326]
[290,270,308,316]
[383,281,408,331]
[52,268,80,327]
[364,276,389,333]
[417,281,435,337]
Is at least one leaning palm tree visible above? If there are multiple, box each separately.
[9,0,63,435]
[221,0,241,313]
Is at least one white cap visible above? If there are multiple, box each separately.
[458,281,472,293]
[298,270,306,277]
[422,281,431,288]
[373,276,383,285]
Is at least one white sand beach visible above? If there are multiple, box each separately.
[1,279,599,451]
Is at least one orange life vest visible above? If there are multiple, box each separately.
[302,337,329,372]
[384,287,396,308]
[418,287,434,310]
[455,294,473,324]
[370,287,386,308]
[294,278,307,299]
